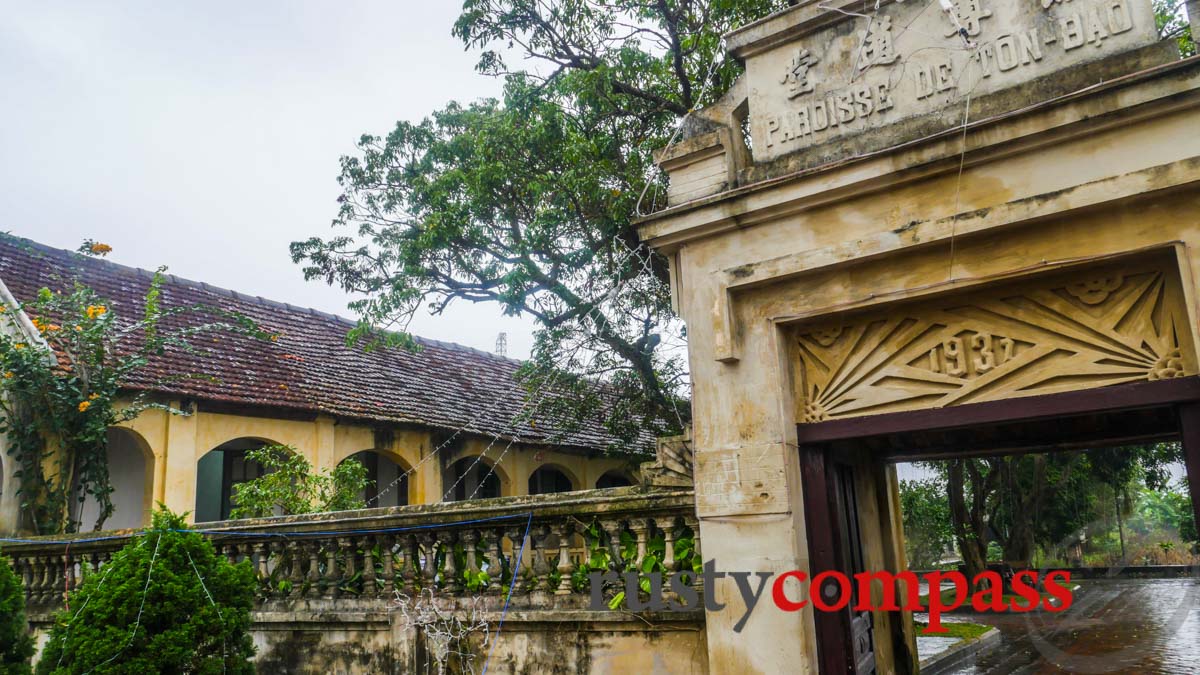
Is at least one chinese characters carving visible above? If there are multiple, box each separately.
[858,16,900,72]
[943,0,994,37]
[781,48,820,99]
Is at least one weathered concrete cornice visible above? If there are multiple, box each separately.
[1,487,693,550]
[201,486,696,535]
[637,55,1200,251]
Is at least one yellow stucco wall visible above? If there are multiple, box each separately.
[104,400,639,528]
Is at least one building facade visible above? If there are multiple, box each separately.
[0,236,646,534]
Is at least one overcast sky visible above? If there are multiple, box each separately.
[0,1,539,358]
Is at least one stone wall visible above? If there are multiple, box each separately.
[10,487,705,674]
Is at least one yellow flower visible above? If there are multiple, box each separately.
[88,393,99,400]
[74,325,82,331]
[86,305,107,319]
[47,324,60,332]
[31,318,44,331]
[0,305,6,313]
[89,242,113,255]
[78,400,91,412]
[3,372,13,379]
[13,343,25,350]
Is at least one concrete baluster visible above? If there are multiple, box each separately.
[402,535,419,595]
[531,524,553,596]
[305,542,322,599]
[326,539,343,599]
[602,520,626,572]
[439,531,462,594]
[504,526,528,593]
[481,529,503,595]
[553,521,575,595]
[418,532,437,589]
[253,541,270,597]
[379,535,395,597]
[461,530,480,592]
[362,535,378,598]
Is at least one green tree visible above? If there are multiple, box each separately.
[36,508,256,674]
[899,478,954,569]
[0,238,270,534]
[933,443,1185,581]
[1155,0,1195,57]
[0,554,34,675]
[1085,443,1182,560]
[228,446,370,519]
[1133,480,1198,544]
[290,1,789,448]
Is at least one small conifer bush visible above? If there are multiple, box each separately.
[0,552,34,675]
[36,508,256,674]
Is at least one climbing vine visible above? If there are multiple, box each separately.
[0,240,271,534]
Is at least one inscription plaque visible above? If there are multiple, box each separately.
[736,0,1159,161]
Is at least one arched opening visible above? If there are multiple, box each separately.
[195,437,279,523]
[341,450,410,507]
[444,457,501,501]
[528,465,574,495]
[76,427,153,531]
[596,470,635,489]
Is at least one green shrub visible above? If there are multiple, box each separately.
[0,553,34,675]
[229,445,369,519]
[36,509,256,674]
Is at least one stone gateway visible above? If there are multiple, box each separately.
[640,0,1200,673]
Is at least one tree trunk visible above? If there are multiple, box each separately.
[61,448,80,534]
[1000,455,1045,568]
[1115,488,1127,563]
[948,460,988,591]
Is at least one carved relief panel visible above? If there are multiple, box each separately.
[791,255,1197,424]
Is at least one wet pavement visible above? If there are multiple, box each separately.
[939,578,1200,674]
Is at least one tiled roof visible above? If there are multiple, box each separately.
[0,235,653,454]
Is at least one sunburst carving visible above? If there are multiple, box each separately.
[793,261,1196,423]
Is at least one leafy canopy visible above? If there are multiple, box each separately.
[36,508,257,675]
[292,1,789,449]
[899,479,954,569]
[1154,0,1195,57]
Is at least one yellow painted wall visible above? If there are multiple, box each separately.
[103,401,641,527]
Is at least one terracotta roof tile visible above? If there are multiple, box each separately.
[0,235,653,454]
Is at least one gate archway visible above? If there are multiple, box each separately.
[796,378,1200,673]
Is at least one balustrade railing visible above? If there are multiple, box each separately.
[3,487,698,616]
